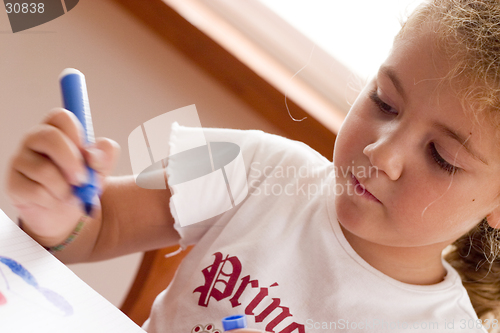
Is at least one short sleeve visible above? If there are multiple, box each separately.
[166,123,330,249]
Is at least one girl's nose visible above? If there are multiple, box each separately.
[363,135,404,181]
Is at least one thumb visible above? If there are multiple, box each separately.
[84,137,120,176]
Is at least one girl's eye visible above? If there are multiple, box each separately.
[429,142,461,175]
[369,89,398,115]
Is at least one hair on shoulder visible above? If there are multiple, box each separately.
[445,219,500,319]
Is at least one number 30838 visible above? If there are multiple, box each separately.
[5,3,45,14]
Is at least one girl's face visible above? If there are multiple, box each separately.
[333,28,500,251]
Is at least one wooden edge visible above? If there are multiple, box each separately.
[119,251,156,317]
[120,245,193,326]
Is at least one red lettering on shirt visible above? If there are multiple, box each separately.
[230,275,259,307]
[193,252,242,307]
[194,252,305,333]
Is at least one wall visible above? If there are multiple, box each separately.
[0,0,286,308]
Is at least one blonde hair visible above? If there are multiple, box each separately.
[398,0,500,319]
[399,0,500,127]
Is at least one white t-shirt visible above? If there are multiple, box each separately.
[142,124,488,333]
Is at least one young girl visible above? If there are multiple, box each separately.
[5,0,500,332]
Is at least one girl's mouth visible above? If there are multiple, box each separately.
[351,173,381,204]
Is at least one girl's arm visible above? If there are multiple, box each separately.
[5,108,180,263]
[93,175,180,262]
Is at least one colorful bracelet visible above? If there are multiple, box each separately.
[48,215,89,253]
[18,215,89,253]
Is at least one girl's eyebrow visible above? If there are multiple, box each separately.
[433,123,489,165]
[380,66,407,102]
[380,65,489,166]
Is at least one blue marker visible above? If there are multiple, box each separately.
[222,314,247,331]
[59,68,97,215]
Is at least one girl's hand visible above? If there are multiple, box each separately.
[4,108,120,247]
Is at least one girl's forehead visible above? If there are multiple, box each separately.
[387,28,452,82]
[391,20,500,127]
[384,28,479,116]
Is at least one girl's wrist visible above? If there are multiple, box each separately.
[46,215,89,253]
[18,214,89,251]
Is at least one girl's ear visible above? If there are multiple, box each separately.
[486,206,500,229]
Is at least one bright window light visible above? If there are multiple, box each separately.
[258,0,425,79]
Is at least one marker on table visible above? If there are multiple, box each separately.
[59,68,97,215]
[222,314,247,331]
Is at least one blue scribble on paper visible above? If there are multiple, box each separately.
[0,256,73,316]
[0,257,38,287]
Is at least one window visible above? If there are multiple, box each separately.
[259,0,425,79]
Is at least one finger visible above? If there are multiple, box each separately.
[23,123,87,185]
[43,108,86,148]
[10,149,73,202]
[6,169,61,210]
[84,137,120,175]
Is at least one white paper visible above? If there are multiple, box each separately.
[0,209,146,333]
